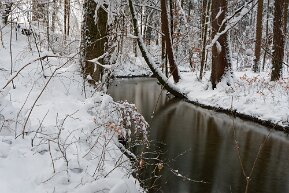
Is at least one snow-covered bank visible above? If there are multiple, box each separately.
[177,70,289,130]
[112,54,152,77]
[111,50,289,130]
[174,70,289,131]
[0,25,145,193]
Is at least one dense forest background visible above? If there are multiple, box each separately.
[1,0,288,88]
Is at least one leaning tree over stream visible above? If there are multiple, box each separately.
[127,0,288,95]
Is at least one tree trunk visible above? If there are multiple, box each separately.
[3,3,13,25]
[210,0,232,89]
[32,0,45,21]
[200,0,206,44]
[128,0,185,98]
[67,0,70,36]
[161,0,180,83]
[262,0,270,70]
[283,0,289,70]
[169,0,174,41]
[199,0,210,79]
[253,0,264,73]
[51,0,57,32]
[64,0,70,40]
[161,6,167,76]
[271,0,286,80]
[46,0,50,51]
[283,0,289,33]
[81,0,108,84]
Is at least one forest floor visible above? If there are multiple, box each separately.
[0,25,144,193]
[114,54,289,130]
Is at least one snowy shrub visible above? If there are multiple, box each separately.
[23,93,147,192]
[89,94,148,142]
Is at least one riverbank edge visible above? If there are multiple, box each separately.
[113,75,152,78]
[111,76,288,133]
[184,98,289,133]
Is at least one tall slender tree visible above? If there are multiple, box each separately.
[64,0,70,40]
[271,0,287,80]
[161,0,180,83]
[161,6,168,77]
[32,0,45,21]
[199,0,210,79]
[262,0,270,70]
[253,0,264,73]
[51,0,58,32]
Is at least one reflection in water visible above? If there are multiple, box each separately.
[108,78,171,122]
[108,78,289,193]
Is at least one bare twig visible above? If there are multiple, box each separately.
[15,83,35,138]
[1,55,58,90]
[21,53,79,138]
[9,17,15,89]
[232,117,276,193]
[48,140,56,173]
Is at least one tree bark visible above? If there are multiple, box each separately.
[262,0,270,70]
[32,0,45,21]
[161,0,180,83]
[81,0,108,84]
[200,0,206,43]
[2,3,13,25]
[199,0,210,79]
[271,0,286,80]
[51,0,57,32]
[169,0,174,41]
[46,0,50,51]
[128,0,185,98]
[283,0,289,33]
[253,0,263,72]
[67,0,70,36]
[161,5,167,76]
[64,0,70,40]
[211,0,232,89]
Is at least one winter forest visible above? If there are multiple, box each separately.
[0,0,289,193]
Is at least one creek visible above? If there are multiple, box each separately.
[108,78,289,193]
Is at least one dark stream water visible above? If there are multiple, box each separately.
[108,78,289,193]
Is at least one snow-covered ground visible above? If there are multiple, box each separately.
[178,70,289,129]
[0,25,145,193]
[112,54,152,77]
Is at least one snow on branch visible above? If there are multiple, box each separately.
[206,0,256,50]
[1,55,58,91]
[94,0,122,25]
[127,0,186,99]
[87,53,112,69]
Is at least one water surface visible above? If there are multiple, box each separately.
[108,78,289,193]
